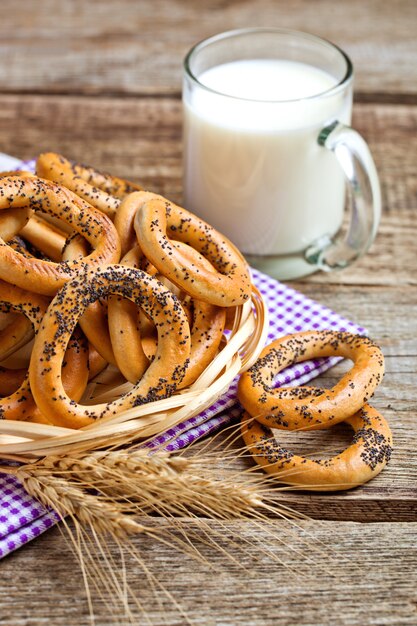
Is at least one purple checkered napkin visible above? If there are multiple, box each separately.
[0,153,365,557]
[0,475,60,558]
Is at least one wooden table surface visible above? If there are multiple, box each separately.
[0,1,416,624]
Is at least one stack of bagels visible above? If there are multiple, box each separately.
[0,153,251,429]
[238,330,392,491]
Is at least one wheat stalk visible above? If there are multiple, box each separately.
[13,449,267,523]
[15,468,153,538]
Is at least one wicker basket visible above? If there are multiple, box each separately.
[0,285,268,462]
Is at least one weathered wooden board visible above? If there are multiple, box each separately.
[0,0,416,98]
[1,520,416,625]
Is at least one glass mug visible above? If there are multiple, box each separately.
[182,28,380,280]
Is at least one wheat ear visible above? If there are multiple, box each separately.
[15,468,153,538]
[21,449,267,520]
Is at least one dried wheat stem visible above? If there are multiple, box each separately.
[18,450,267,522]
[40,449,189,479]
[16,469,151,538]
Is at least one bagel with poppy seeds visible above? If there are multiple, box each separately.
[29,264,191,429]
[36,152,142,219]
[238,330,385,431]
[0,170,67,260]
[132,194,251,307]
[0,280,88,422]
[0,175,120,295]
[241,404,392,491]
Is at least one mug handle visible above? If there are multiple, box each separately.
[305,121,381,271]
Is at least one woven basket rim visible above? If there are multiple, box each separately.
[0,285,268,461]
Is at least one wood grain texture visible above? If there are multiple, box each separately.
[0,0,416,98]
[1,520,416,625]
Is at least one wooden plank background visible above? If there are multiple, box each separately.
[1,520,417,625]
[0,0,416,624]
[0,0,416,99]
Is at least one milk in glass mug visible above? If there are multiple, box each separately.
[182,28,380,280]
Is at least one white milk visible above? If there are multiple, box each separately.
[183,59,352,256]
